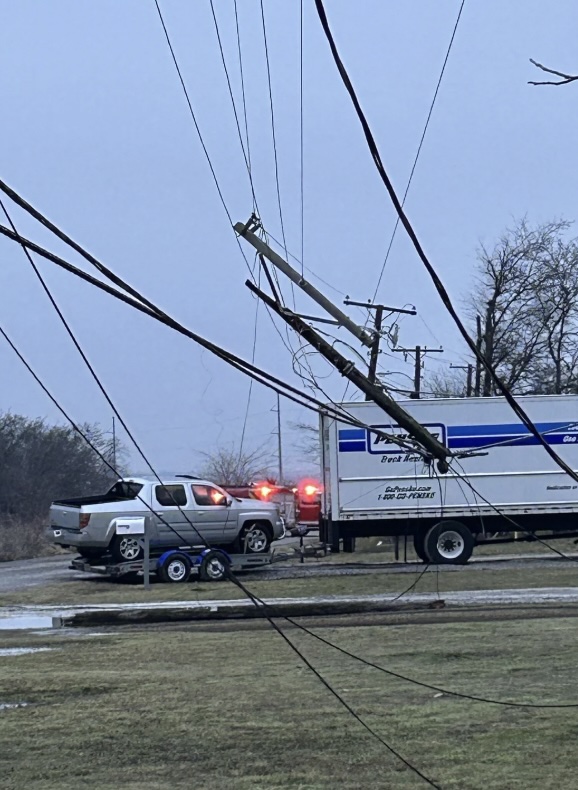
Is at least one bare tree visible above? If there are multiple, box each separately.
[198,443,275,486]
[467,219,573,394]
[425,369,468,398]
[0,413,128,560]
[289,421,320,465]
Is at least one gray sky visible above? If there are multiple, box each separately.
[1,0,576,478]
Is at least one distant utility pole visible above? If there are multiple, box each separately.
[392,346,444,399]
[343,299,416,400]
[450,363,474,397]
[275,393,283,484]
[112,416,117,471]
[245,280,450,471]
[474,315,483,397]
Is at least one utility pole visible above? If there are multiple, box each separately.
[112,415,117,471]
[474,315,483,397]
[482,302,495,397]
[392,346,443,399]
[246,280,451,472]
[343,299,416,399]
[275,392,283,484]
[235,218,374,347]
[450,364,474,397]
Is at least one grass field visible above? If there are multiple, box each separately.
[2,615,578,789]
[2,558,578,609]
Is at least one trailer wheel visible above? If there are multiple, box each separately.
[424,521,474,565]
[199,550,230,582]
[158,552,192,583]
[413,532,429,563]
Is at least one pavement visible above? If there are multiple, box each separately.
[3,586,578,631]
[2,549,578,595]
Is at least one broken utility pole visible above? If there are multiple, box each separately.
[245,280,450,473]
[392,346,444,399]
[234,218,374,348]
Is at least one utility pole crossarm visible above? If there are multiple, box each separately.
[246,280,450,472]
[235,221,374,348]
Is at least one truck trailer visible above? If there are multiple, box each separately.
[319,395,578,563]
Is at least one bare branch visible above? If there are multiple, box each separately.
[529,58,578,86]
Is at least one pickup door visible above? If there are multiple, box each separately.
[152,483,229,547]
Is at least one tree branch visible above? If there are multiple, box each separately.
[529,59,578,86]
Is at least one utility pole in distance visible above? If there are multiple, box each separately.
[343,299,416,399]
[450,363,474,397]
[392,346,444,399]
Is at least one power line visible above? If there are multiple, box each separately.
[259,0,289,259]
[299,0,305,278]
[228,577,443,789]
[0,218,424,455]
[152,0,256,280]
[313,0,578,486]
[372,0,466,300]
[285,613,578,709]
[233,0,255,211]
[0,279,440,790]
[208,0,258,210]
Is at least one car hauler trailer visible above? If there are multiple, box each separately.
[319,395,578,563]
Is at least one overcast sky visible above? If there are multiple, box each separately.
[0,0,576,478]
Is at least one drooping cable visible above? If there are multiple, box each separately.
[372,0,466,300]
[313,0,578,485]
[0,320,441,790]
[0,221,425,455]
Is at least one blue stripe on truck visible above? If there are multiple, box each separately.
[338,429,366,440]
[447,421,578,437]
[338,440,367,452]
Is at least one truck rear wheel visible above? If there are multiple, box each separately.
[424,521,474,565]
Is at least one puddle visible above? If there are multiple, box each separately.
[0,702,29,711]
[0,615,54,630]
[0,647,54,656]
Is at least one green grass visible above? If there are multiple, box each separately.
[2,561,578,609]
[2,616,578,788]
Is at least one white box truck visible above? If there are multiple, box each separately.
[319,395,578,564]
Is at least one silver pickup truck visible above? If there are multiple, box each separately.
[49,476,285,562]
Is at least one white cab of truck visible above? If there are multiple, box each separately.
[49,476,285,562]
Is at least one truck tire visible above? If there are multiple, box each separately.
[342,536,356,553]
[110,535,144,563]
[158,552,192,583]
[413,532,429,563]
[240,523,272,554]
[199,550,230,582]
[424,521,474,565]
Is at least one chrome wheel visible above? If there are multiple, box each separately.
[205,556,226,580]
[119,537,141,561]
[436,530,464,560]
[243,526,269,553]
[167,559,187,582]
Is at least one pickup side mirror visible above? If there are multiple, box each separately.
[226,498,233,508]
